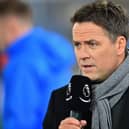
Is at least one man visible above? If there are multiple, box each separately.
[0,1,75,129]
[43,0,129,129]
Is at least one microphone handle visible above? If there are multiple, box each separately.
[70,110,82,120]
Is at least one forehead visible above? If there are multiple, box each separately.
[72,22,109,41]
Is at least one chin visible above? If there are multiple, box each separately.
[82,73,100,81]
[82,73,93,80]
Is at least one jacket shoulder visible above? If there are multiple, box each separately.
[53,85,68,95]
[50,85,68,102]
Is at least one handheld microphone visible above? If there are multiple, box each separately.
[66,75,92,129]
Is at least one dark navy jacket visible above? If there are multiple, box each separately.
[43,85,129,129]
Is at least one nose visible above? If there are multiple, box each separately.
[78,44,90,60]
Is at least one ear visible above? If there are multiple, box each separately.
[115,36,127,56]
[5,16,19,45]
[9,17,19,34]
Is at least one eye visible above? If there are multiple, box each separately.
[87,40,98,48]
[73,41,81,48]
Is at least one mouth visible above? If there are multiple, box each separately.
[81,65,95,72]
[83,65,92,67]
[82,64,93,68]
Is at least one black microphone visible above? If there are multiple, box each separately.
[66,75,92,129]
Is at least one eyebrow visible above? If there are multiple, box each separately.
[73,39,97,43]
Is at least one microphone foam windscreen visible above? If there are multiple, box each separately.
[68,75,92,112]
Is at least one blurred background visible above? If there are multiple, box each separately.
[0,0,129,128]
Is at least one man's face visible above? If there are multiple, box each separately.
[0,16,17,51]
[0,18,6,51]
[0,17,10,51]
[72,22,125,81]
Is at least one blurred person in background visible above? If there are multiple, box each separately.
[0,68,3,129]
[0,52,7,126]
[0,0,75,129]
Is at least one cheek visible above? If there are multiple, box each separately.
[74,50,80,63]
[95,50,118,72]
